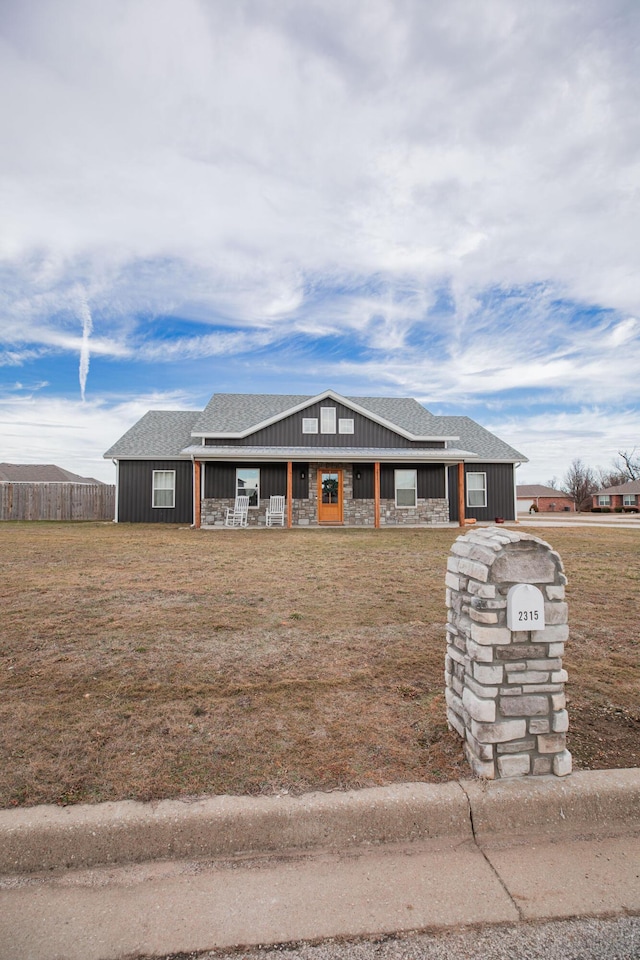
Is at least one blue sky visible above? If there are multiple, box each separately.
[1,0,639,484]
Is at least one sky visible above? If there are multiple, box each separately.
[1,0,639,485]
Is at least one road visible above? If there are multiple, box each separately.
[148,916,640,960]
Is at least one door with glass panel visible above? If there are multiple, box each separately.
[317,469,343,523]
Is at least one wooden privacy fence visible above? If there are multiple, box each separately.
[0,483,116,521]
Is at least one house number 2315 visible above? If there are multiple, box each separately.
[506,584,546,630]
[518,609,540,622]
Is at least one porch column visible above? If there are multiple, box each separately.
[287,461,293,528]
[374,461,381,529]
[458,461,465,527]
[193,460,201,529]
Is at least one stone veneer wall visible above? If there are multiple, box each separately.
[202,463,450,526]
[445,525,571,779]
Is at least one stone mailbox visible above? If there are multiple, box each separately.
[445,526,571,779]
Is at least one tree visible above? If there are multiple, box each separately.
[616,449,639,481]
[561,458,598,512]
[597,465,629,489]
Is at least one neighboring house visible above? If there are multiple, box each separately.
[516,484,575,513]
[104,389,527,527]
[592,478,640,512]
[0,463,103,484]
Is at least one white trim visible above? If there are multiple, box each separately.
[513,461,522,521]
[180,445,479,462]
[394,468,418,508]
[338,418,354,434]
[236,466,260,507]
[113,459,119,522]
[152,469,176,508]
[302,417,318,434]
[466,471,487,508]
[320,407,337,434]
[191,389,461,443]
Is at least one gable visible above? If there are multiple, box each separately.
[203,397,444,449]
[192,390,457,442]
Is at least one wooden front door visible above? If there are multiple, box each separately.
[317,469,343,523]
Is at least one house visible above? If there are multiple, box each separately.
[0,463,103,484]
[103,390,527,527]
[592,478,640,512]
[516,484,575,514]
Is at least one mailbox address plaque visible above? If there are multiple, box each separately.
[506,583,546,631]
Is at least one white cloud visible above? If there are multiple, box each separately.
[488,407,640,485]
[0,389,198,483]
[1,0,639,480]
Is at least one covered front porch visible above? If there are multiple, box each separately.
[191,457,471,529]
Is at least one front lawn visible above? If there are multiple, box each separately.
[1,522,638,807]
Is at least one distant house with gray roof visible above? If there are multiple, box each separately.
[591,478,640,512]
[0,463,103,484]
[104,389,527,526]
[516,484,575,514]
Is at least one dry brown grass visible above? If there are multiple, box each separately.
[0,522,638,808]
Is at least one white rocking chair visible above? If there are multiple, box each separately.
[265,495,286,527]
[224,495,250,527]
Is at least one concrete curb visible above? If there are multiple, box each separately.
[1,769,639,875]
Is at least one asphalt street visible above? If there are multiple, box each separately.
[143,916,640,960]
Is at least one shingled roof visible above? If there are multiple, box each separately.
[104,392,527,462]
[517,484,566,498]
[0,463,102,483]
[104,411,201,459]
[594,478,640,496]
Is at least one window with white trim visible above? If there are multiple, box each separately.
[320,407,336,433]
[338,418,354,434]
[152,470,176,508]
[236,467,259,507]
[598,495,611,506]
[395,469,417,508]
[302,418,318,434]
[466,472,487,508]
[623,494,636,506]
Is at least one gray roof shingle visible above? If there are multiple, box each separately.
[104,392,527,463]
[517,485,566,498]
[0,463,102,483]
[434,416,526,461]
[595,479,640,496]
[104,411,201,459]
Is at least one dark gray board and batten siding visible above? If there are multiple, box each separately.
[204,400,446,450]
[117,460,193,523]
[353,464,446,500]
[448,463,516,522]
[204,462,309,500]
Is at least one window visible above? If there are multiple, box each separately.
[152,470,175,508]
[320,407,336,433]
[236,467,259,507]
[598,495,611,506]
[623,494,636,506]
[466,472,487,508]
[302,418,318,434]
[339,418,354,434]
[395,469,417,508]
